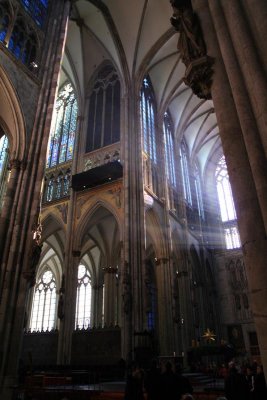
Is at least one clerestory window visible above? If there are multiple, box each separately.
[8,18,38,68]
[86,64,120,153]
[140,76,157,162]
[215,155,241,249]
[47,83,78,168]
[21,0,49,28]
[29,269,57,332]
[163,111,176,187]
[180,140,192,205]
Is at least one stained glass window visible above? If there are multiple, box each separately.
[0,135,8,177]
[0,134,9,210]
[215,155,241,249]
[140,76,157,162]
[8,19,37,67]
[163,111,176,187]
[86,64,120,153]
[21,0,48,28]
[47,83,78,168]
[29,269,57,332]
[0,2,10,43]
[75,265,92,329]
[180,140,192,205]
[8,21,26,60]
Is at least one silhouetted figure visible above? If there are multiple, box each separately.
[144,359,161,400]
[160,362,177,400]
[245,366,255,399]
[251,365,267,399]
[124,362,145,400]
[175,364,193,400]
[224,362,249,400]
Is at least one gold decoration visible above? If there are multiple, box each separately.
[202,328,216,343]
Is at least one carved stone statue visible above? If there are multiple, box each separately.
[23,242,43,287]
[171,6,206,66]
[170,0,214,99]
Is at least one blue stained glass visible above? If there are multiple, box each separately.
[141,76,157,162]
[0,14,9,43]
[21,0,48,28]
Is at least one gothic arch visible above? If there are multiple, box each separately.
[0,66,26,161]
[74,199,122,250]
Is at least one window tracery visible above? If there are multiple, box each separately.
[141,76,157,162]
[21,0,48,28]
[141,76,159,195]
[29,269,57,332]
[86,64,120,153]
[47,83,78,168]
[8,17,38,68]
[75,264,92,330]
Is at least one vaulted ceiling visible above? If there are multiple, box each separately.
[61,0,222,175]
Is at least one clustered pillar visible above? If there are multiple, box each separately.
[192,0,267,375]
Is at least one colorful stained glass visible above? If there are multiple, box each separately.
[47,83,77,168]
[141,76,157,162]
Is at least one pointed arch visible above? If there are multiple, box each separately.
[0,66,26,161]
[74,199,122,250]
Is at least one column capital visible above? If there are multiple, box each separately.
[72,250,81,257]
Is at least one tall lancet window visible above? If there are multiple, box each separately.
[47,83,78,168]
[0,134,9,210]
[180,140,192,205]
[140,76,157,162]
[215,155,241,249]
[75,264,92,329]
[86,64,120,153]
[163,111,176,187]
[29,269,57,332]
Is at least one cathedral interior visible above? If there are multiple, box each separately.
[1,0,267,398]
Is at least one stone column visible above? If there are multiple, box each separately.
[206,0,267,233]
[220,1,267,158]
[122,83,147,363]
[0,160,24,292]
[155,257,174,355]
[0,4,71,396]
[103,266,118,326]
[192,0,267,375]
[57,250,80,364]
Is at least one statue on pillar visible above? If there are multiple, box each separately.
[23,222,43,287]
[170,0,214,99]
